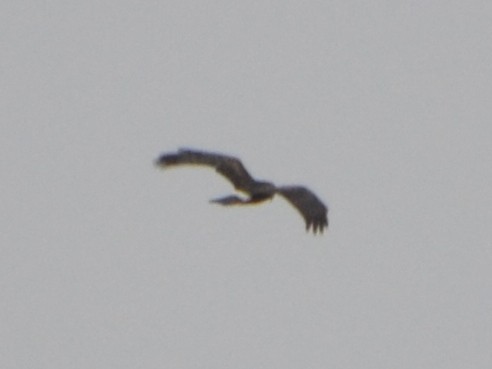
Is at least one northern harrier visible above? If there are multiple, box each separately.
[155,149,329,234]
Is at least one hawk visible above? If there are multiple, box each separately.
[155,149,329,234]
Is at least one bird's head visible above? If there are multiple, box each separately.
[255,181,276,195]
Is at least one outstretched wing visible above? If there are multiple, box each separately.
[276,186,328,234]
[155,149,255,192]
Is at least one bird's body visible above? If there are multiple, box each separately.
[155,149,328,234]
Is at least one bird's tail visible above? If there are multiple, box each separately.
[210,195,247,205]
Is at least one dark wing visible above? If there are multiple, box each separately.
[276,186,328,234]
[155,149,255,192]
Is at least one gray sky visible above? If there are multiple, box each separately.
[2,1,491,368]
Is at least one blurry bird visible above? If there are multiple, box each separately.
[155,148,328,234]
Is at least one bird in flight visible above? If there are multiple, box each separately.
[155,149,328,234]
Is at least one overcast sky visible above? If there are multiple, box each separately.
[2,1,491,368]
